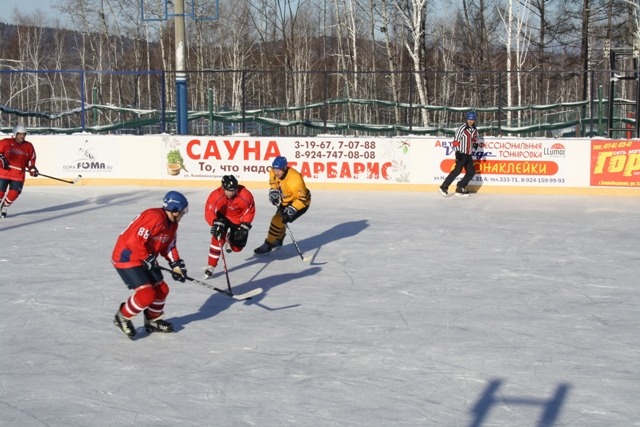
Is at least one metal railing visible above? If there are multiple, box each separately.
[0,68,635,137]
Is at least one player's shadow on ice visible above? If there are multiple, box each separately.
[297,219,369,253]
[469,145,487,193]
[228,219,369,272]
[0,192,148,231]
[169,220,368,330]
[241,267,321,308]
[169,267,321,330]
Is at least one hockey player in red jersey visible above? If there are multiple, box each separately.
[0,124,38,218]
[203,175,255,278]
[112,191,189,338]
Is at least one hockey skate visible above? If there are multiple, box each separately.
[253,239,283,255]
[204,265,216,279]
[144,312,174,333]
[0,203,7,218]
[113,303,136,339]
[455,187,470,197]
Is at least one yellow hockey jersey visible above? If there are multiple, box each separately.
[269,167,311,211]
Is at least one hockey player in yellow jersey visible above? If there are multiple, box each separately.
[254,156,311,255]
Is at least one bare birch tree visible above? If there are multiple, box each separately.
[498,0,532,127]
[380,0,404,125]
[622,1,640,51]
[390,0,430,125]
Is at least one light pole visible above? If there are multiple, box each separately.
[141,0,219,135]
[174,0,188,135]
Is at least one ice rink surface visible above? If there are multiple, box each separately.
[1,185,638,426]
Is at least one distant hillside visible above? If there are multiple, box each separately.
[2,22,65,69]
[0,21,127,70]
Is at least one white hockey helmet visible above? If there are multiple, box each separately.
[13,124,27,136]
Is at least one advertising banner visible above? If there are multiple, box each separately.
[24,134,640,195]
[160,135,410,184]
[590,139,640,187]
[431,137,591,188]
[35,135,161,180]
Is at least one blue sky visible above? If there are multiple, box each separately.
[1,0,453,27]
[3,0,58,16]
[1,0,65,24]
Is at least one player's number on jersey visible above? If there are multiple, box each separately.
[137,227,150,239]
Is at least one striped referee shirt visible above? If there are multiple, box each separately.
[453,123,478,155]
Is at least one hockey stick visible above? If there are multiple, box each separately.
[8,165,81,184]
[159,265,262,300]
[285,223,310,262]
[275,194,310,262]
[39,173,82,184]
[219,244,233,294]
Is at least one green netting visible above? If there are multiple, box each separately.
[0,97,633,136]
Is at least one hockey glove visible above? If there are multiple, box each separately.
[169,259,187,282]
[0,154,8,170]
[281,205,297,223]
[28,166,39,177]
[472,142,478,150]
[232,222,252,242]
[211,219,227,239]
[268,189,282,206]
[142,254,157,270]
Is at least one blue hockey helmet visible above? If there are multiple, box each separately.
[221,175,238,191]
[466,111,477,121]
[163,191,189,213]
[272,156,288,170]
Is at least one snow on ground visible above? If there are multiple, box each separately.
[1,186,638,426]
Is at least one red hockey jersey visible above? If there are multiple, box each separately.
[112,208,182,269]
[204,185,255,226]
[0,137,37,181]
